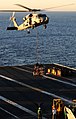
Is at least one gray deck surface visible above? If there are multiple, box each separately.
[0,64,76,119]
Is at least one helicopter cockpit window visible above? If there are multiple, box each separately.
[38,14,46,17]
[29,14,33,17]
[23,17,26,21]
[38,14,42,17]
[38,14,47,20]
[42,14,47,20]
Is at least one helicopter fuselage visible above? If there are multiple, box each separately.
[9,13,49,30]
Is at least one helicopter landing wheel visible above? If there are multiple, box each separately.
[44,24,47,29]
[27,29,30,34]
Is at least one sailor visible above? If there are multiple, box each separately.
[37,107,42,119]
[52,106,56,119]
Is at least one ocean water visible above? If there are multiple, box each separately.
[0,12,76,67]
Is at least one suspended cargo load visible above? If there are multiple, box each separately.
[33,63,45,76]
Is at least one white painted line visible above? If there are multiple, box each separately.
[24,66,33,70]
[54,63,76,71]
[0,96,46,119]
[0,74,76,105]
[43,75,76,87]
[0,107,20,119]
[13,67,32,73]
[0,96,36,118]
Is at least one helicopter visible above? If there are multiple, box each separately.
[0,3,74,31]
[6,4,49,31]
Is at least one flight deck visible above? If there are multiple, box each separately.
[0,63,76,119]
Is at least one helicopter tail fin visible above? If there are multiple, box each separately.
[10,12,18,28]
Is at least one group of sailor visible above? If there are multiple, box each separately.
[37,99,76,119]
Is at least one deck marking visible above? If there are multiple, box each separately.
[0,107,20,119]
[43,75,76,87]
[0,96,36,118]
[0,74,76,105]
[54,63,76,71]
[0,96,46,119]
[13,66,32,73]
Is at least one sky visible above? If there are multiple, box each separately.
[0,0,76,11]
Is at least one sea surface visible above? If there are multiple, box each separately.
[0,12,76,67]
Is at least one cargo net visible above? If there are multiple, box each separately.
[33,63,44,76]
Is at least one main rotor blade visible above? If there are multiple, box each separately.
[15,4,41,12]
[42,3,75,10]
[15,3,75,12]
[15,4,32,11]
[0,10,28,12]
[0,3,74,13]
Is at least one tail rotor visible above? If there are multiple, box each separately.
[10,12,15,21]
